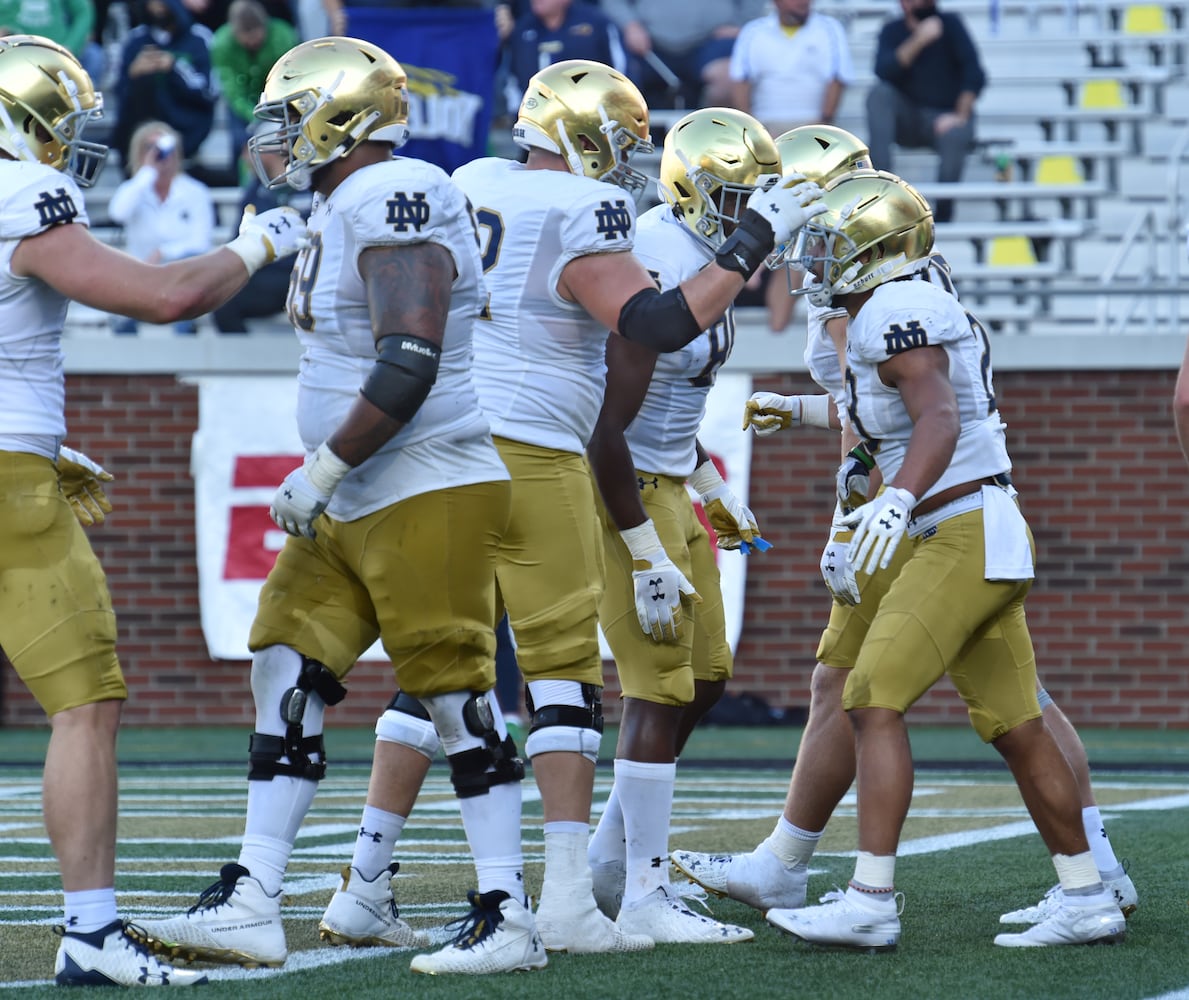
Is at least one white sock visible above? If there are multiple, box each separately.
[763,816,822,869]
[459,781,524,900]
[350,804,407,881]
[1082,806,1122,875]
[64,887,118,934]
[237,772,318,897]
[238,834,291,898]
[615,758,676,907]
[589,784,625,868]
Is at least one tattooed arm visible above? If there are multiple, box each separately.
[326,241,454,465]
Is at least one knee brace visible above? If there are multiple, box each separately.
[375,691,441,760]
[248,648,347,782]
[421,691,524,799]
[523,680,603,762]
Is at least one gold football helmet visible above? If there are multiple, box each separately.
[514,59,652,195]
[249,36,410,191]
[658,107,780,250]
[790,172,934,305]
[0,34,107,186]
[774,124,870,187]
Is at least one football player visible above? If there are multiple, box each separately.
[676,126,1136,932]
[129,37,542,976]
[319,58,828,960]
[584,107,783,945]
[754,172,1126,950]
[0,33,304,987]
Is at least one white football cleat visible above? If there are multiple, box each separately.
[670,846,808,912]
[410,890,548,975]
[131,863,286,968]
[319,863,429,949]
[590,859,626,920]
[615,884,754,944]
[55,920,208,987]
[999,871,1138,924]
[767,887,902,953]
[994,897,1126,948]
[535,889,653,953]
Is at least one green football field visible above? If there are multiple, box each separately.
[1,724,1187,998]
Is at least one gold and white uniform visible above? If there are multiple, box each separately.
[597,206,731,705]
[841,279,1038,741]
[0,160,124,713]
[452,156,637,686]
[249,158,510,696]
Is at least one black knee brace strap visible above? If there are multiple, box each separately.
[448,736,525,798]
[385,690,430,720]
[248,656,345,782]
[525,682,604,734]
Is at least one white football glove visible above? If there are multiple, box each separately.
[835,443,876,514]
[820,503,860,605]
[56,446,114,527]
[842,486,917,576]
[688,460,770,553]
[226,204,309,275]
[620,520,700,642]
[269,442,352,540]
[745,173,828,249]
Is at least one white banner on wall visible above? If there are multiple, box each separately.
[192,373,755,662]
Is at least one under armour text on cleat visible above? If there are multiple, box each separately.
[130,863,286,968]
[1000,871,1139,925]
[615,884,753,944]
[55,920,209,987]
[410,890,548,975]
[671,846,808,912]
[994,899,1126,948]
[535,891,652,953]
[319,864,428,948]
[767,887,902,952]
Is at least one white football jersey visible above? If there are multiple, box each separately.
[845,279,1010,503]
[452,157,636,455]
[286,157,506,521]
[624,206,732,477]
[0,161,90,457]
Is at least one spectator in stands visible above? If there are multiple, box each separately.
[213,127,311,333]
[111,0,216,170]
[107,121,215,335]
[865,0,986,223]
[729,0,853,332]
[600,0,767,110]
[176,0,296,33]
[211,0,298,180]
[0,0,106,85]
[503,0,625,118]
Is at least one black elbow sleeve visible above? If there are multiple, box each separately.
[360,334,441,423]
[616,286,704,353]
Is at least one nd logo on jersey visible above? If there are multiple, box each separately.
[594,199,631,241]
[386,192,431,232]
[883,320,928,354]
[34,188,79,227]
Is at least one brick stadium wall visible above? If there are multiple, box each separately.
[3,370,1188,729]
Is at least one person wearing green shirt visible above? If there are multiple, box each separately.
[211,0,298,175]
[0,0,104,83]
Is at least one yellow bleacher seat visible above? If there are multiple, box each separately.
[1123,4,1169,34]
[1080,78,1126,109]
[988,236,1038,268]
[1035,154,1084,185]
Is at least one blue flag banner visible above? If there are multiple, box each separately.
[344,7,499,173]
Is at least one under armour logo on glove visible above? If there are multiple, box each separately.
[877,508,904,531]
[842,486,917,577]
[648,577,666,602]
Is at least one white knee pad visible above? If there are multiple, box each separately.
[250,645,326,738]
[375,708,441,760]
[524,725,601,762]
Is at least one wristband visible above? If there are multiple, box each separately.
[619,519,663,561]
[687,460,725,497]
[224,232,271,276]
[797,394,833,429]
[305,442,352,494]
[715,209,775,277]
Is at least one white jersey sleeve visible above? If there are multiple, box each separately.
[453,158,636,453]
[623,206,729,477]
[287,158,505,520]
[845,281,1009,500]
[0,162,90,454]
